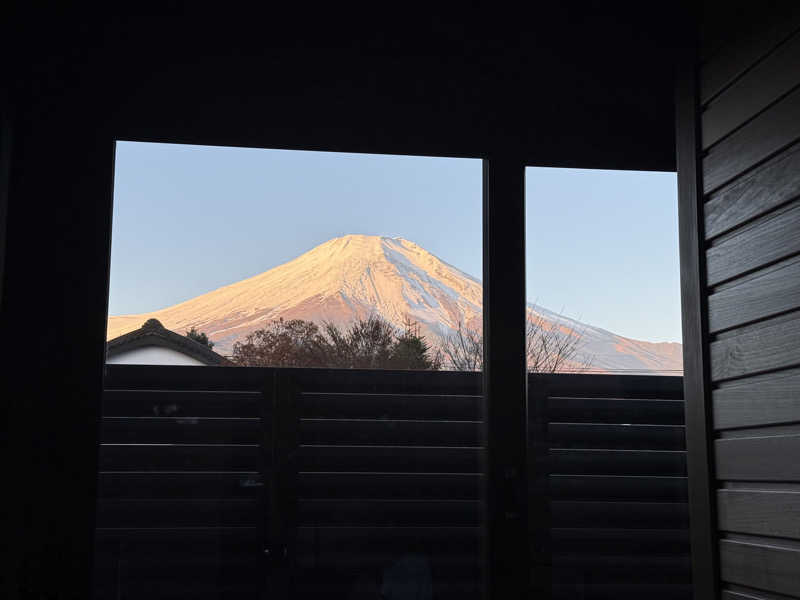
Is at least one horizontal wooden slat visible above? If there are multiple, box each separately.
[97,573,261,600]
[700,16,800,104]
[703,32,800,149]
[709,256,800,333]
[97,498,258,528]
[546,397,685,425]
[551,501,688,529]
[532,374,684,399]
[706,200,800,286]
[102,416,260,444]
[551,554,690,581]
[552,582,692,600]
[552,561,690,584]
[282,367,482,396]
[298,499,479,526]
[551,527,689,555]
[710,312,800,381]
[99,444,260,471]
[722,587,800,600]
[705,141,800,240]
[549,449,687,476]
[720,538,800,596]
[297,393,481,420]
[716,434,800,481]
[713,368,800,430]
[104,363,274,391]
[703,86,800,194]
[97,472,263,499]
[103,390,261,417]
[95,525,259,550]
[293,574,480,600]
[718,489,800,538]
[547,423,685,450]
[295,526,479,567]
[549,475,688,502]
[298,472,480,499]
[297,445,481,473]
[299,418,480,446]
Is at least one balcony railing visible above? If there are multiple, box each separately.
[95,365,689,600]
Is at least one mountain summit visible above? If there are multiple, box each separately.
[107,234,682,373]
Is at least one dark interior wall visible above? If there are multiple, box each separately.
[1,6,682,598]
[680,4,800,599]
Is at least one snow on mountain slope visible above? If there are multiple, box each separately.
[107,234,682,373]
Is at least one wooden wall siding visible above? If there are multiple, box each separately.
[713,368,800,430]
[698,8,800,598]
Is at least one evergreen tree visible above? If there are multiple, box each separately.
[185,327,215,349]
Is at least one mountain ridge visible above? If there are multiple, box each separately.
[107,234,682,373]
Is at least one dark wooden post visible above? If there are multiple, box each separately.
[675,50,720,600]
[482,156,530,599]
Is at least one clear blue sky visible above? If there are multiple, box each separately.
[110,142,681,343]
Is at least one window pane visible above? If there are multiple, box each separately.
[525,167,682,375]
[97,141,486,600]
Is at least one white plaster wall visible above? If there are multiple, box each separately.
[107,345,207,366]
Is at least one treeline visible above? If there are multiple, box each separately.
[230,315,441,370]
[198,313,591,371]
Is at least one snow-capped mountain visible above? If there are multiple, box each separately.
[107,234,682,373]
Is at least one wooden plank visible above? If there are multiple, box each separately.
[723,583,800,600]
[299,418,480,446]
[102,416,260,444]
[703,32,800,148]
[710,312,800,381]
[294,579,480,600]
[103,389,261,417]
[705,141,800,240]
[551,501,689,529]
[547,397,685,424]
[297,498,479,526]
[701,16,800,103]
[709,256,800,333]
[547,423,686,450]
[294,526,480,570]
[549,474,688,502]
[97,498,258,528]
[703,87,800,194]
[716,434,800,481]
[552,583,692,600]
[677,56,720,600]
[99,444,260,471]
[534,374,684,399]
[297,445,481,473]
[104,363,275,391]
[720,538,800,596]
[713,368,800,430]
[95,525,260,549]
[551,527,689,555]
[280,367,481,396]
[718,489,800,538]
[483,155,529,600]
[297,392,481,420]
[551,554,690,578]
[549,449,686,476]
[706,200,800,286]
[98,472,263,499]
[297,472,480,499]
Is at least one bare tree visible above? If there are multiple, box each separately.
[525,313,592,373]
[439,321,483,371]
[439,315,593,373]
